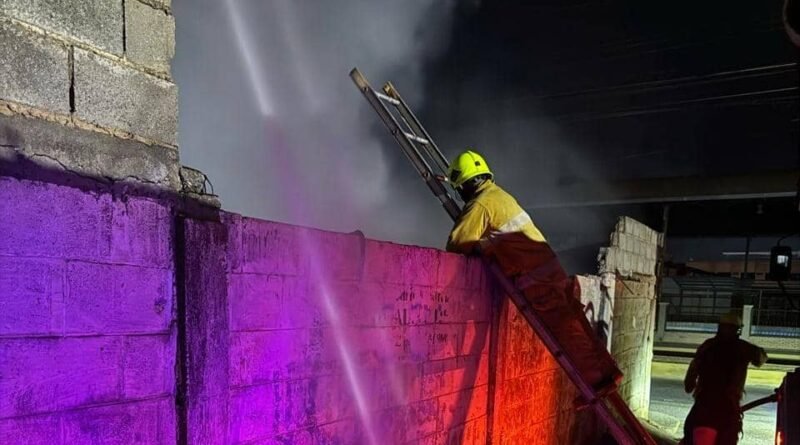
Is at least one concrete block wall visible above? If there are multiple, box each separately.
[184,214,596,445]
[0,0,179,187]
[598,217,659,418]
[488,298,593,445]
[0,176,176,444]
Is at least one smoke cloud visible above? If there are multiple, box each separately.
[175,0,457,248]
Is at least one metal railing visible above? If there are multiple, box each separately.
[659,276,800,338]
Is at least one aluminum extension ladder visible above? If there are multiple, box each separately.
[350,67,657,445]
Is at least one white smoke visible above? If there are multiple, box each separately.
[175,0,457,246]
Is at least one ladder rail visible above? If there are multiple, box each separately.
[350,68,461,219]
[350,67,656,445]
[382,81,452,178]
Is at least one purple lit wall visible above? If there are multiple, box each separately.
[0,176,177,444]
[1,175,600,444]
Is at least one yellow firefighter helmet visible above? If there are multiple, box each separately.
[448,150,493,188]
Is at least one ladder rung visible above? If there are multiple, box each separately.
[375,91,400,105]
[403,132,429,145]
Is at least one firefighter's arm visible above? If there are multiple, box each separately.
[446,201,489,255]
[684,358,698,393]
[684,341,708,393]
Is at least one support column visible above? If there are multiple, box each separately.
[656,302,669,342]
[742,304,754,340]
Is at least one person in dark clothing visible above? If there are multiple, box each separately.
[681,312,768,445]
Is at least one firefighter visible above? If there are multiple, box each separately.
[445,149,622,391]
[681,311,768,445]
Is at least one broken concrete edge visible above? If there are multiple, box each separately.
[134,0,173,16]
[179,166,216,195]
[0,154,221,212]
[0,110,220,211]
[0,99,176,151]
[0,15,173,81]
[0,163,222,223]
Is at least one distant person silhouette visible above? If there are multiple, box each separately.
[681,311,768,445]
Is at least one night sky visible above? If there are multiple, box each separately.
[174,0,798,273]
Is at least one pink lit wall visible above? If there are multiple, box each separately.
[184,214,599,445]
[185,215,494,444]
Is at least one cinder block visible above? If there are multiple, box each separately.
[363,241,439,286]
[437,385,488,429]
[405,399,440,441]
[444,416,487,445]
[647,244,658,260]
[229,381,314,442]
[0,21,69,113]
[421,357,466,397]
[325,281,395,327]
[62,398,175,445]
[374,400,439,443]
[437,255,469,289]
[0,257,64,335]
[460,321,490,356]
[306,229,366,282]
[636,239,645,255]
[314,419,366,445]
[609,231,621,247]
[312,375,360,425]
[229,329,333,387]
[187,394,229,445]
[73,48,178,145]
[65,262,172,334]
[429,323,462,360]
[240,218,306,276]
[0,337,123,417]
[0,113,180,188]
[0,412,61,445]
[110,197,173,267]
[389,324,435,363]
[437,255,485,291]
[439,287,490,324]
[228,274,284,332]
[125,1,175,74]
[0,0,124,54]
[122,334,175,399]
[0,177,114,260]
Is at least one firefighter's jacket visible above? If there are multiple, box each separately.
[446,181,565,281]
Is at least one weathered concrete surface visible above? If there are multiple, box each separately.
[184,214,599,444]
[2,174,615,444]
[185,219,231,445]
[601,216,660,418]
[0,0,124,55]
[0,21,69,114]
[125,0,175,74]
[0,112,180,189]
[489,295,598,445]
[73,48,178,145]
[0,176,176,444]
[600,216,659,278]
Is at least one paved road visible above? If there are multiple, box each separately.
[648,361,781,445]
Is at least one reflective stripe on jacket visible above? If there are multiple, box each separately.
[446,181,565,279]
